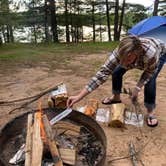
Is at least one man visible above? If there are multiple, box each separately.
[67,35,166,127]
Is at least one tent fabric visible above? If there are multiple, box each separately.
[140,25,166,43]
[128,16,166,35]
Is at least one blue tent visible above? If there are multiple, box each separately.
[128,16,166,43]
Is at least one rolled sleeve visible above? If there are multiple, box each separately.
[85,49,119,92]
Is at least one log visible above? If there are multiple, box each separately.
[59,148,76,165]
[84,99,98,116]
[42,114,63,166]
[25,114,33,166]
[31,113,43,166]
[25,113,43,166]
[109,103,125,127]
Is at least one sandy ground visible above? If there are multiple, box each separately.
[0,53,166,166]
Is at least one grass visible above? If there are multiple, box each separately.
[0,42,118,61]
[0,42,118,76]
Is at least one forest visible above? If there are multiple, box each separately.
[0,0,165,44]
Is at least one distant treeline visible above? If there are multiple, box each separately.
[0,0,165,44]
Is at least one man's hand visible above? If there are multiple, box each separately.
[67,95,81,108]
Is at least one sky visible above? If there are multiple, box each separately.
[12,0,155,12]
[125,0,154,7]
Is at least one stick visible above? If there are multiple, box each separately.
[129,142,137,166]
[8,82,63,114]
[42,114,63,166]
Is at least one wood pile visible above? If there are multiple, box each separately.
[18,110,104,166]
[24,112,78,166]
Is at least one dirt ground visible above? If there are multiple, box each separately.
[1,53,166,166]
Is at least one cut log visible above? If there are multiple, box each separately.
[25,114,33,166]
[84,99,98,116]
[31,113,43,166]
[109,103,125,127]
[42,114,63,166]
[25,113,43,166]
[59,148,76,165]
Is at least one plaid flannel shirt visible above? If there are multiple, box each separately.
[86,37,166,92]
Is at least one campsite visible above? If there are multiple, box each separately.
[0,0,166,166]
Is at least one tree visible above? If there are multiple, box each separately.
[44,0,49,43]
[114,0,119,41]
[65,0,70,42]
[157,0,166,16]
[153,0,159,16]
[123,4,147,31]
[105,0,112,41]
[48,0,58,42]
[0,0,14,43]
[117,0,125,39]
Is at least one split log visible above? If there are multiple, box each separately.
[31,113,43,166]
[84,99,98,116]
[42,114,63,166]
[25,114,33,166]
[25,113,43,166]
[59,148,76,165]
[109,103,125,127]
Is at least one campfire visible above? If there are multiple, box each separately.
[0,107,106,166]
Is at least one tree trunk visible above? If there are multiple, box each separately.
[105,0,112,41]
[33,25,37,43]
[92,2,96,42]
[81,26,83,42]
[114,0,119,41]
[118,0,125,40]
[69,0,74,42]
[49,0,58,43]
[2,26,6,43]
[153,0,159,16]
[0,35,2,45]
[44,0,49,43]
[9,26,14,43]
[99,14,102,42]
[6,25,10,43]
[65,0,70,42]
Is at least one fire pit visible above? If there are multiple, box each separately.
[0,108,107,166]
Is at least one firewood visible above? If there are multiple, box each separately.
[25,114,33,166]
[25,113,43,166]
[84,99,98,116]
[31,113,43,166]
[109,103,125,127]
[42,114,63,166]
[59,148,76,165]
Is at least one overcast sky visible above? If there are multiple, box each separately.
[12,0,155,12]
[125,0,154,7]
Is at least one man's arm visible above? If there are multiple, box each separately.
[86,49,119,92]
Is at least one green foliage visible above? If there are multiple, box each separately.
[158,0,166,16]
[123,4,148,31]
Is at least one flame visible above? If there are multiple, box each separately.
[37,101,47,143]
